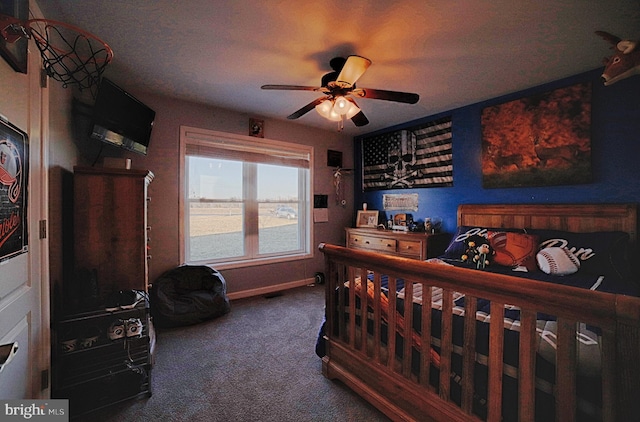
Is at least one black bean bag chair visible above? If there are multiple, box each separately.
[150,265,230,328]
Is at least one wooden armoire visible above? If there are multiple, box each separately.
[73,166,154,306]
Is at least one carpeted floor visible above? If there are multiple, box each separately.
[79,283,390,421]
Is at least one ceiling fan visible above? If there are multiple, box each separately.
[261,55,420,130]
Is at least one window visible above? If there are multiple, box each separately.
[180,127,312,268]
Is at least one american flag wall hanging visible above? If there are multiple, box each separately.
[361,116,453,190]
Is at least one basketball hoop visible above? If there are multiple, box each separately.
[0,14,113,97]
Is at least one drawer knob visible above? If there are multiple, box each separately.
[365,241,370,244]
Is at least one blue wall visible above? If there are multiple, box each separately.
[353,69,640,234]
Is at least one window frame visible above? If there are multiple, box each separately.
[179,126,314,270]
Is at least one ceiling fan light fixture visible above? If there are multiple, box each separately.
[315,99,342,121]
[333,96,360,119]
[316,97,360,123]
[333,96,351,114]
[343,101,360,120]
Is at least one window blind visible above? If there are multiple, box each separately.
[183,126,310,169]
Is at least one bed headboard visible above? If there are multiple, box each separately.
[458,203,637,243]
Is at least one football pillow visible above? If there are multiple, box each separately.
[487,231,539,271]
[442,226,525,259]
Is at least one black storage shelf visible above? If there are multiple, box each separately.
[58,302,149,323]
[55,340,149,389]
[52,303,152,418]
[54,368,151,417]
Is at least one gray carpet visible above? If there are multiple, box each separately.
[81,283,390,421]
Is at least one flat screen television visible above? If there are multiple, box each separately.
[89,78,155,155]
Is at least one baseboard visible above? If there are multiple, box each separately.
[227,278,315,300]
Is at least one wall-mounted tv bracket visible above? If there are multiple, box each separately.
[0,13,113,98]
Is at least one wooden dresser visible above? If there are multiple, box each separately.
[345,227,451,261]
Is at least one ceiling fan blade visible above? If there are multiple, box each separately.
[287,97,327,119]
[354,87,419,104]
[350,110,369,127]
[345,97,369,126]
[335,55,371,87]
[261,84,325,92]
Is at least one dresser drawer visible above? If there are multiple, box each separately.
[346,228,450,261]
[397,240,423,259]
[348,233,397,254]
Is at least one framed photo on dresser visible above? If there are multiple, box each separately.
[356,210,379,228]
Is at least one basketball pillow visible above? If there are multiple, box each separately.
[536,247,581,276]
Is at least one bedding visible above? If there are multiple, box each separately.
[442,225,633,279]
[318,204,640,422]
[439,225,637,295]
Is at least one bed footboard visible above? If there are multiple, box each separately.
[319,243,640,422]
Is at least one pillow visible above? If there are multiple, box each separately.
[487,231,539,271]
[442,225,524,259]
[526,229,631,279]
[536,247,581,275]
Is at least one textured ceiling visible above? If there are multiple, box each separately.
[36,0,640,135]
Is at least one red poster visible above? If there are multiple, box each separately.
[0,118,28,262]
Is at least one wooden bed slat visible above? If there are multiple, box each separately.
[601,327,616,422]
[518,309,537,422]
[337,262,346,342]
[439,289,453,401]
[461,295,477,414]
[420,284,433,389]
[348,266,356,348]
[358,267,368,353]
[387,277,397,371]
[373,272,382,362]
[487,302,505,422]
[402,281,414,377]
[556,317,578,422]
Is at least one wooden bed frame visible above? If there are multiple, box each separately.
[319,204,640,422]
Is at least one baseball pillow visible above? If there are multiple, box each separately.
[536,247,581,276]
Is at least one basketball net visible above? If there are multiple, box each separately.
[1,14,113,98]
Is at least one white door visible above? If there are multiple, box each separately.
[0,2,49,399]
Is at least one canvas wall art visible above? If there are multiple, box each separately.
[481,82,591,188]
[361,116,453,191]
